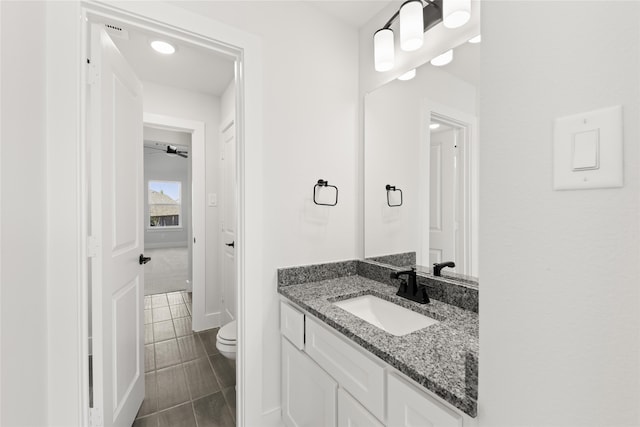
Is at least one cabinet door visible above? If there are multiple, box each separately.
[387,373,462,427]
[338,388,384,427]
[282,338,337,427]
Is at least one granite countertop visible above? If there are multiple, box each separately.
[278,275,479,417]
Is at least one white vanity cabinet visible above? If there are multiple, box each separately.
[281,338,338,427]
[387,373,463,427]
[280,300,473,427]
[338,388,384,427]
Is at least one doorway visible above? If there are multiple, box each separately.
[143,127,192,296]
[85,8,241,427]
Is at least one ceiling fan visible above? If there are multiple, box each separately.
[145,143,189,158]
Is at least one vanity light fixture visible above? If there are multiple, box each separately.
[374,0,445,72]
[150,40,176,55]
[468,34,482,44]
[443,0,471,29]
[374,28,395,72]
[400,0,424,51]
[397,69,417,81]
[429,123,441,130]
[430,49,453,66]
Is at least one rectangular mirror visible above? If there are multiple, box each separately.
[364,40,479,280]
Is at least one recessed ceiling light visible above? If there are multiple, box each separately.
[150,40,176,55]
[397,69,416,81]
[430,123,441,130]
[469,34,482,44]
[430,49,453,67]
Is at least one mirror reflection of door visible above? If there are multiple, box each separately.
[429,121,457,267]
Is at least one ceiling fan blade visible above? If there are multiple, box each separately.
[177,152,188,158]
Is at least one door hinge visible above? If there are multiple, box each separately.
[89,407,103,427]
[87,236,100,258]
[87,61,99,86]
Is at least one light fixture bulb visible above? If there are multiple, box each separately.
[374,28,395,72]
[468,34,481,44]
[397,69,416,81]
[150,40,176,55]
[443,0,471,29]
[400,0,424,52]
[429,123,441,130]
[430,49,453,66]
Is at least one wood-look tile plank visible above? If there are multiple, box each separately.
[155,339,181,369]
[173,317,193,337]
[156,365,190,411]
[209,354,236,388]
[153,320,176,342]
[184,357,220,400]
[193,392,235,427]
[157,402,197,427]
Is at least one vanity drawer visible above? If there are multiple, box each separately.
[280,301,305,350]
[305,317,386,422]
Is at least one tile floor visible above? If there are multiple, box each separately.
[133,291,236,427]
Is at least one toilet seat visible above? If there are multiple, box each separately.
[218,320,237,342]
[216,320,237,360]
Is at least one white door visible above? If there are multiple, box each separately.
[89,24,144,426]
[281,338,338,427]
[221,121,236,322]
[429,128,456,267]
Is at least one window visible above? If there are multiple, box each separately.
[148,180,182,228]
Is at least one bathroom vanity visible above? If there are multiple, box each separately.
[278,260,478,427]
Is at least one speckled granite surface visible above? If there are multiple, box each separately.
[277,274,479,417]
[277,260,357,286]
[365,252,416,268]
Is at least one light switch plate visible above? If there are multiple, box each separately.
[208,193,217,207]
[553,105,623,190]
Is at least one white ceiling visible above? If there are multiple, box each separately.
[309,0,393,28]
[106,23,235,97]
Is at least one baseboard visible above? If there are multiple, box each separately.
[261,407,283,427]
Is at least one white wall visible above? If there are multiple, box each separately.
[174,2,360,417]
[142,81,223,322]
[479,2,640,425]
[364,66,477,261]
[144,131,191,249]
[0,2,48,425]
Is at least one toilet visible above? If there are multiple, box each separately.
[216,320,237,360]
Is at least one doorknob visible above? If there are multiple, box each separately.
[225,241,235,248]
[139,254,151,265]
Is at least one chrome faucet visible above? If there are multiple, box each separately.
[433,261,455,277]
[390,268,429,304]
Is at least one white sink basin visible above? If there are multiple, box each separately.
[333,294,438,336]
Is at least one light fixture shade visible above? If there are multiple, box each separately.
[443,0,471,29]
[430,49,453,66]
[397,69,416,81]
[400,0,424,52]
[374,28,395,72]
[468,34,482,44]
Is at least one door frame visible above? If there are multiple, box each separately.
[419,100,479,277]
[143,113,210,331]
[45,2,264,425]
